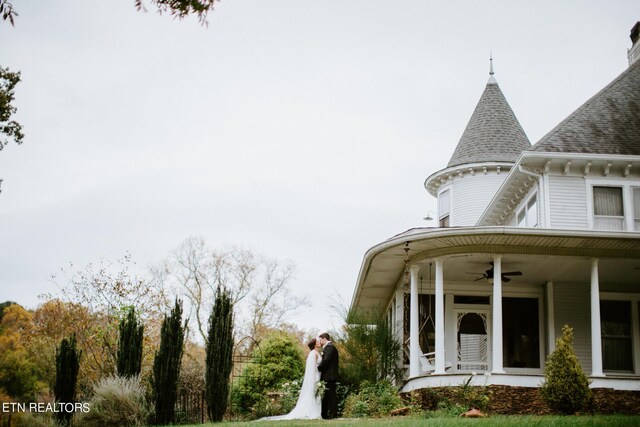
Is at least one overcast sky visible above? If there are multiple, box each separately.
[1,1,638,332]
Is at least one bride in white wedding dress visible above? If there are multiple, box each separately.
[259,338,322,421]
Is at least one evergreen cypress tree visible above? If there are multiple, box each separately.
[54,334,81,426]
[205,285,235,422]
[117,306,144,378]
[152,299,185,425]
[540,324,592,414]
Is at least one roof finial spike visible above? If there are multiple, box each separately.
[489,51,494,76]
[487,51,497,84]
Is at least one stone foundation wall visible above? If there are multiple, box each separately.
[404,386,640,415]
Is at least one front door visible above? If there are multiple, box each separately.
[455,310,490,372]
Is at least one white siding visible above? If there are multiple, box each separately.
[548,176,588,229]
[451,173,508,226]
[554,283,591,373]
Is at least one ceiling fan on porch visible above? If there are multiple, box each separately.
[467,262,522,283]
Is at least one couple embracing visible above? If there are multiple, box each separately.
[261,332,339,421]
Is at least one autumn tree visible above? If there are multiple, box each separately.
[30,299,118,397]
[45,255,168,380]
[0,303,44,400]
[0,300,17,323]
[152,236,306,346]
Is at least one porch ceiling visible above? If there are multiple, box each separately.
[351,227,640,311]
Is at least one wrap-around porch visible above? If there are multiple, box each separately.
[405,255,607,377]
[350,227,640,392]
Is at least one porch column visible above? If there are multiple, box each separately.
[590,258,604,377]
[546,281,556,353]
[492,255,505,373]
[409,264,421,377]
[434,258,446,374]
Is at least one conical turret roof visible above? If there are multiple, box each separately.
[447,72,531,168]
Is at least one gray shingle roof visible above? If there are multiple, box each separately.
[531,60,640,155]
[447,79,531,167]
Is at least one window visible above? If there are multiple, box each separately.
[438,189,451,228]
[593,186,624,230]
[601,300,633,372]
[502,297,540,369]
[517,194,538,228]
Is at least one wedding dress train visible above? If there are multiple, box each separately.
[259,349,322,420]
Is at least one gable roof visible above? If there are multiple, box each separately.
[530,60,640,155]
[447,78,531,167]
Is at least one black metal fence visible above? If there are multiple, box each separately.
[174,390,206,424]
[228,336,263,417]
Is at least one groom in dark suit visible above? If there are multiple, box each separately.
[317,332,339,419]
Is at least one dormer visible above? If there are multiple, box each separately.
[425,60,531,226]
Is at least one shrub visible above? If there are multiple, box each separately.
[455,374,490,411]
[424,376,490,417]
[76,375,150,427]
[230,331,304,416]
[15,412,58,427]
[540,324,591,414]
[278,378,302,414]
[337,308,403,390]
[342,380,403,418]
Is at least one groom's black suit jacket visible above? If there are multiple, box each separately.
[317,342,339,382]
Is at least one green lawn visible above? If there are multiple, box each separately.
[172,415,640,427]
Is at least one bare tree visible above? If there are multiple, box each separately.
[248,257,296,337]
[47,253,167,321]
[153,236,307,345]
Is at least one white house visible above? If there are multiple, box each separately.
[349,22,640,393]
